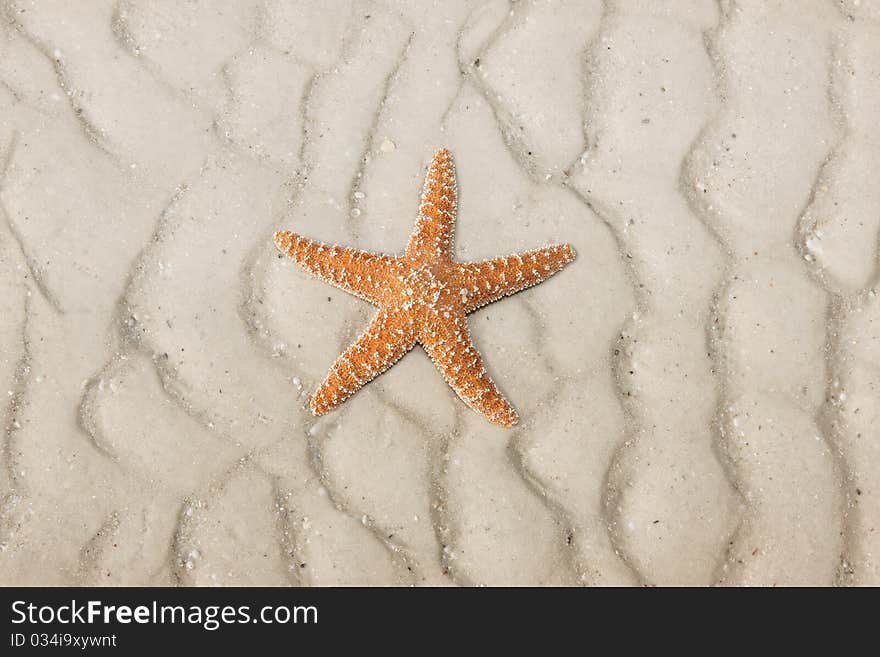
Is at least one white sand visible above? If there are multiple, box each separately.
[1,0,879,586]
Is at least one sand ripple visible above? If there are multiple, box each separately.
[0,0,877,585]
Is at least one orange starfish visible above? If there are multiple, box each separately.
[274,149,575,427]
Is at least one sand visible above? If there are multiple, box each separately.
[0,0,878,586]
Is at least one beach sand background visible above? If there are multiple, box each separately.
[1,0,879,586]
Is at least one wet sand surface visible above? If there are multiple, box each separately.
[1,0,879,585]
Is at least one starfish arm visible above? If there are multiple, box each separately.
[421,313,518,427]
[310,309,417,416]
[405,148,457,261]
[275,231,401,305]
[455,244,576,313]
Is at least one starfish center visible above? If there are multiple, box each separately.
[396,262,461,322]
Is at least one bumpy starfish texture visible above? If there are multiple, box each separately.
[274,148,575,427]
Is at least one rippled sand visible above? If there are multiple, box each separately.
[1,0,878,586]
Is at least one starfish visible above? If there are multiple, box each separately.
[274,148,575,427]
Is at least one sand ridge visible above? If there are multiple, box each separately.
[0,0,878,586]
